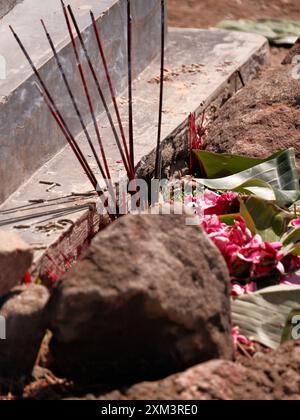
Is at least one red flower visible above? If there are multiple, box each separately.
[23,271,32,284]
[291,218,300,227]
[231,282,257,297]
[205,192,239,216]
[186,191,239,218]
[202,216,284,283]
[282,254,300,273]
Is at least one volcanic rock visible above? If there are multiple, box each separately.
[0,230,33,297]
[0,284,50,378]
[48,212,233,384]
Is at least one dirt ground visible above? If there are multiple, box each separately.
[168,0,300,29]
[168,1,300,166]
[203,65,300,171]
[168,0,300,66]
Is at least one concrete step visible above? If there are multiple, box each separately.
[0,0,164,203]
[0,23,269,280]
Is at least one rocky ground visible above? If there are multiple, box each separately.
[0,210,233,399]
[1,0,300,402]
[2,208,300,400]
[169,0,300,30]
[203,65,300,171]
[98,341,300,401]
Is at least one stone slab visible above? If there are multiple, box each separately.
[0,230,33,296]
[0,28,270,279]
[0,0,165,203]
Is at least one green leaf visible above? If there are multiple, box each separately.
[234,179,276,201]
[193,150,270,179]
[219,213,241,226]
[281,227,300,255]
[232,285,300,349]
[243,196,293,241]
[282,227,300,247]
[194,149,300,207]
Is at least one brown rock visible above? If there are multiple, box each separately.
[0,230,33,297]
[48,213,233,384]
[282,37,300,65]
[0,284,50,378]
[203,66,300,172]
[98,340,300,401]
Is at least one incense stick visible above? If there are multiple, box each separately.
[61,0,112,184]
[127,0,134,171]
[66,4,133,180]
[90,10,134,179]
[38,86,115,219]
[35,83,97,190]
[40,19,109,184]
[154,0,165,181]
[41,18,117,211]
[0,203,94,227]
[9,24,116,220]
[9,25,98,192]
[22,84,114,218]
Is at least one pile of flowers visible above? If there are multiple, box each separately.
[185,189,300,353]
[186,191,300,296]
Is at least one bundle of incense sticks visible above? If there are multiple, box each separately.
[10,0,166,216]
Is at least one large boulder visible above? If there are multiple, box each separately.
[0,230,33,297]
[0,284,50,378]
[47,212,233,384]
[98,340,300,401]
[204,66,300,172]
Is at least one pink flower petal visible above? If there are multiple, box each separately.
[291,219,300,227]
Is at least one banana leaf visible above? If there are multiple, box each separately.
[193,150,282,179]
[232,285,300,349]
[238,198,257,236]
[242,196,293,242]
[282,227,300,247]
[194,149,300,207]
[282,226,300,255]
